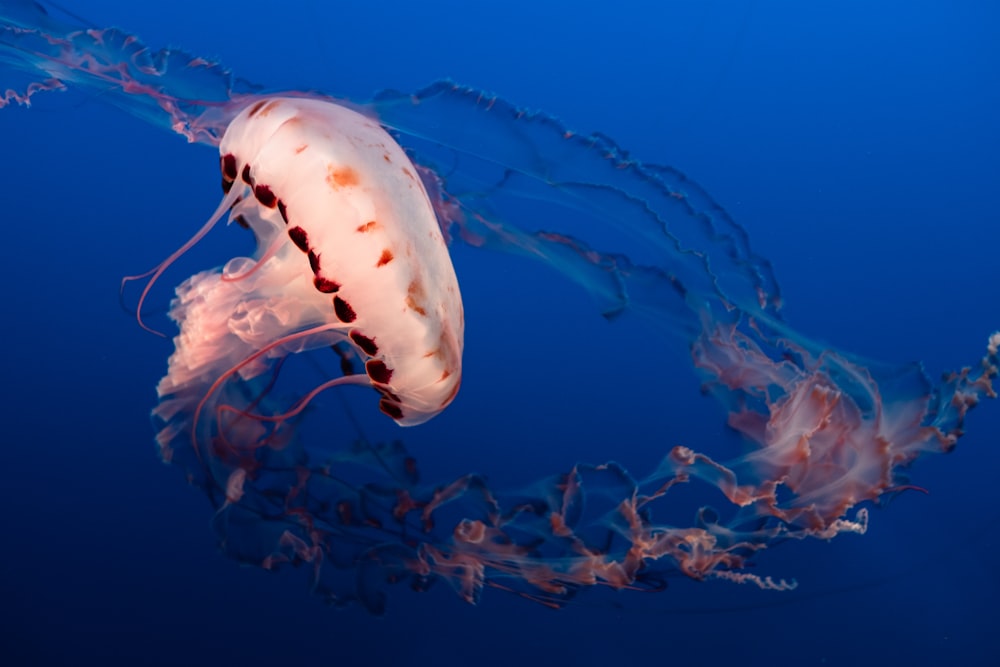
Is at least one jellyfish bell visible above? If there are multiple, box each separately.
[153,96,464,465]
[219,97,463,424]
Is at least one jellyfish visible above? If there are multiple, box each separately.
[155,96,464,443]
[1,0,996,614]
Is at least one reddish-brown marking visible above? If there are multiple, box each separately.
[350,330,378,356]
[241,164,253,185]
[222,178,233,194]
[288,227,309,252]
[314,277,341,294]
[357,220,377,233]
[327,164,360,188]
[379,399,403,420]
[439,369,451,382]
[376,249,394,267]
[254,184,276,208]
[382,153,391,163]
[366,360,393,384]
[402,167,415,181]
[259,99,281,117]
[307,250,321,273]
[406,279,428,316]
[294,144,308,154]
[405,295,427,317]
[277,200,288,223]
[247,100,267,117]
[221,153,238,181]
[334,296,357,323]
[408,278,426,299]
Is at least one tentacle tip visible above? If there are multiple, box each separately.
[136,318,169,338]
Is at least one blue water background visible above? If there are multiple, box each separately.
[1,1,998,665]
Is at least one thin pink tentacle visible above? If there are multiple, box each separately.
[123,186,242,335]
[220,232,285,283]
[218,374,371,426]
[191,323,347,460]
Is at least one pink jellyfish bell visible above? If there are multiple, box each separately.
[154,97,464,461]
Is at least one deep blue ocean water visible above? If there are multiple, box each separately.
[1,1,998,665]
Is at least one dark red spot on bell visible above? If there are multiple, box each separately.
[241,164,252,185]
[221,178,232,194]
[350,330,378,356]
[254,184,276,208]
[288,227,309,252]
[376,248,394,267]
[314,276,341,293]
[247,100,267,117]
[379,399,403,420]
[234,215,249,230]
[221,153,237,181]
[334,296,356,323]
[366,359,393,384]
[308,250,321,273]
[277,200,288,223]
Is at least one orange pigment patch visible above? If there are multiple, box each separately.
[247,100,267,117]
[406,279,428,316]
[357,220,377,233]
[327,164,360,188]
[401,167,416,181]
[294,144,308,154]
[258,99,282,117]
[407,278,426,300]
[376,249,394,267]
[405,295,427,317]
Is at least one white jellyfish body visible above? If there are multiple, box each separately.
[156,97,464,441]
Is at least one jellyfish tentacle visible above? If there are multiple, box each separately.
[220,231,285,283]
[218,373,371,425]
[122,185,241,335]
[191,323,347,460]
